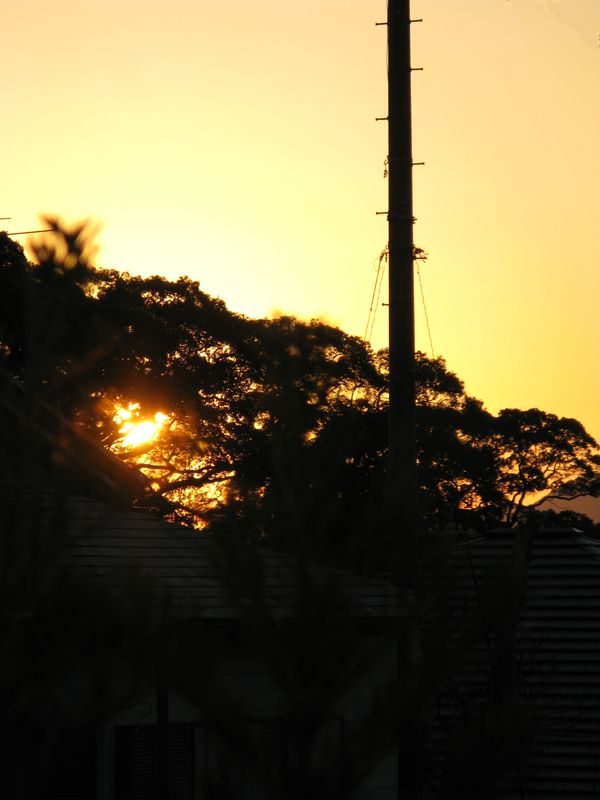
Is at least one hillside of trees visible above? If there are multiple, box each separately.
[1,222,598,569]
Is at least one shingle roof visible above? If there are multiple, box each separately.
[423,529,600,798]
[0,371,149,502]
[4,493,400,622]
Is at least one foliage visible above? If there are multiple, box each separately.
[492,408,600,526]
[1,223,598,560]
[2,220,593,797]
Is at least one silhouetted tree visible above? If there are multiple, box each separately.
[1,224,598,560]
[0,224,154,799]
[2,219,584,799]
[491,408,600,526]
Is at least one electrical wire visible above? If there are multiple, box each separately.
[416,259,435,358]
[364,246,388,343]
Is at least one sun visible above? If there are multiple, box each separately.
[113,403,169,449]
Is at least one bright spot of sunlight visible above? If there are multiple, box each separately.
[114,404,169,449]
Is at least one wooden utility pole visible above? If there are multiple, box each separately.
[387,0,418,589]
[385,9,421,794]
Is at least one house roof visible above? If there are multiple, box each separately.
[0,371,149,502]
[423,529,600,798]
[0,372,399,623]
[5,492,400,622]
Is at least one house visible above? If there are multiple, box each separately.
[4,492,402,800]
[420,527,600,798]
[0,373,402,800]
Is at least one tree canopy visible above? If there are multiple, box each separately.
[1,222,598,565]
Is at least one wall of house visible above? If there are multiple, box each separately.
[97,626,398,800]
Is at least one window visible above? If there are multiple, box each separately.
[113,717,343,800]
[114,723,194,800]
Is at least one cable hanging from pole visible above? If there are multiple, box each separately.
[364,245,389,344]
[415,250,435,358]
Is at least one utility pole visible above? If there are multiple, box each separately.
[385,5,421,798]
[386,0,418,589]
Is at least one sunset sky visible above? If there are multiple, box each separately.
[3,1,599,501]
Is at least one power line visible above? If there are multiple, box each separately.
[416,258,435,358]
[364,245,389,343]
[369,255,387,343]
[7,229,54,236]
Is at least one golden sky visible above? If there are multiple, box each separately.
[3,0,599,457]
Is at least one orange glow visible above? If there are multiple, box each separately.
[4,1,598,519]
[114,404,169,449]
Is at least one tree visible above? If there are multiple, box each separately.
[2,219,596,797]
[0,224,157,799]
[0,224,404,799]
[491,408,600,527]
[1,223,598,554]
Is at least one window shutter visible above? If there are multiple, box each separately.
[114,724,194,800]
